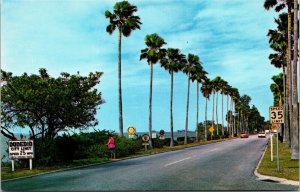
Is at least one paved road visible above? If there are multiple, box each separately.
[2,135,299,191]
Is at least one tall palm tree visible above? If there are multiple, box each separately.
[211,76,222,135]
[264,0,293,150]
[268,13,290,147]
[231,88,240,136]
[105,1,142,137]
[220,80,229,136]
[183,54,201,144]
[161,48,186,147]
[223,84,232,135]
[191,65,208,142]
[201,79,212,141]
[140,33,166,148]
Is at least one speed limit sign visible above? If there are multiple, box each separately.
[269,106,284,124]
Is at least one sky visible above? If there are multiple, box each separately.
[2,0,281,134]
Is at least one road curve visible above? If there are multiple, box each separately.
[1,135,299,191]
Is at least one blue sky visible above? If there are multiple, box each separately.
[2,0,281,134]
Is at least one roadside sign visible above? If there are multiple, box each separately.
[9,140,34,160]
[142,134,150,142]
[269,106,284,124]
[208,127,214,133]
[127,126,136,135]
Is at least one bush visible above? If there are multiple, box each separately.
[152,138,164,148]
[115,137,143,157]
[176,137,193,144]
[212,135,220,140]
[163,138,178,146]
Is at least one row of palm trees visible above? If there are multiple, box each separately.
[264,0,299,160]
[105,1,265,148]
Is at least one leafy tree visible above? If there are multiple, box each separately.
[140,33,166,148]
[161,48,186,147]
[105,1,142,137]
[1,69,104,161]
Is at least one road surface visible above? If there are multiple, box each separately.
[2,135,299,191]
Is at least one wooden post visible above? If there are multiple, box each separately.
[29,159,32,170]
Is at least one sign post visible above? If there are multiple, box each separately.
[269,106,284,171]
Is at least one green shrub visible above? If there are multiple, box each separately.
[86,144,109,159]
[152,138,164,148]
[115,137,143,157]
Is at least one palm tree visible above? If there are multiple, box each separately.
[211,76,222,135]
[183,54,201,144]
[270,73,284,106]
[231,88,240,136]
[264,0,294,152]
[161,48,186,147]
[191,65,208,142]
[140,33,166,148]
[223,84,232,135]
[220,80,229,136]
[105,1,142,137]
[268,13,290,147]
[201,79,212,141]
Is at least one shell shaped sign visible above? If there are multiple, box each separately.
[127,126,136,135]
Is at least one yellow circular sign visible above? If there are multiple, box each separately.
[127,126,136,135]
[209,127,214,133]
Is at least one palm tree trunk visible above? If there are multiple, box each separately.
[205,97,208,141]
[212,91,215,136]
[149,62,153,148]
[291,0,299,160]
[286,4,292,148]
[185,75,190,144]
[227,95,229,136]
[170,71,174,147]
[118,28,124,137]
[222,93,224,135]
[216,92,219,135]
[283,67,287,144]
[196,82,199,142]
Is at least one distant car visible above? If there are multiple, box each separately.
[258,132,266,138]
[240,133,249,138]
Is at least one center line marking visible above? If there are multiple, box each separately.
[164,157,191,167]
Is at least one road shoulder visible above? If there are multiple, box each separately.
[254,142,299,187]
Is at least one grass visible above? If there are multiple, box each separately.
[1,137,232,181]
[257,136,299,181]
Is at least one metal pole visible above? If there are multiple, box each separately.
[277,129,280,171]
[271,133,273,161]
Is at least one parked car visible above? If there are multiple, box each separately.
[240,133,249,138]
[258,132,266,138]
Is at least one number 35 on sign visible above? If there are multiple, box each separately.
[269,106,284,124]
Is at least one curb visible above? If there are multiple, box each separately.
[254,140,299,187]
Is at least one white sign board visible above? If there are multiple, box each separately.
[9,140,34,159]
[269,106,284,124]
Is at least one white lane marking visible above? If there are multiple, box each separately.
[164,157,191,167]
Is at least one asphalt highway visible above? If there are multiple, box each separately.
[1,135,299,191]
